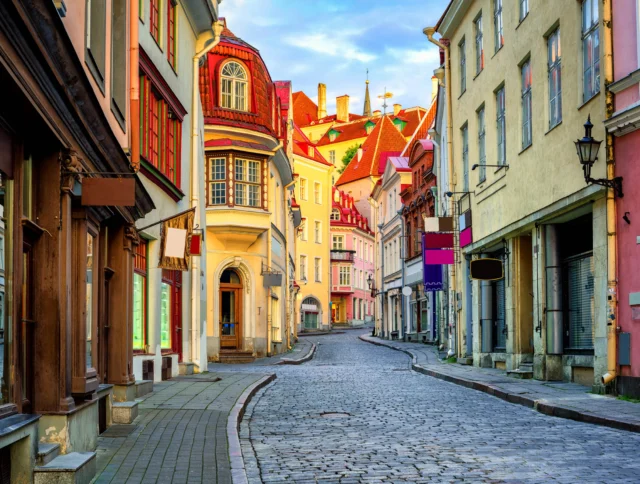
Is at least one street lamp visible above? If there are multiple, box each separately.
[472,163,509,170]
[575,115,623,197]
[445,191,472,198]
[367,273,374,289]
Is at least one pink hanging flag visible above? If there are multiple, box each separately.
[425,249,455,265]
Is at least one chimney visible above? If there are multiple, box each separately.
[373,110,382,117]
[336,95,350,123]
[393,104,402,116]
[431,76,439,101]
[318,83,327,119]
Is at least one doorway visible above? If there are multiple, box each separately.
[220,269,242,349]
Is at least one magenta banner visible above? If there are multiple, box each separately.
[425,249,454,265]
[422,233,444,291]
[460,227,473,248]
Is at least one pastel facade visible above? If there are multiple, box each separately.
[330,189,376,326]
[292,126,333,331]
[606,0,640,397]
[200,21,296,361]
[436,0,609,388]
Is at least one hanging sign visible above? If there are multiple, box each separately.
[423,216,454,232]
[424,233,454,249]
[422,233,444,291]
[81,178,136,207]
[189,233,202,256]
[470,258,504,280]
[158,208,195,271]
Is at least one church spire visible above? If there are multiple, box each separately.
[363,69,372,117]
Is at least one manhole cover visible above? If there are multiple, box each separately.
[321,412,350,419]
[100,425,138,438]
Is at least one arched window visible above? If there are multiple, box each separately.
[221,61,248,111]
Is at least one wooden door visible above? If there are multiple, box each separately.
[220,288,241,349]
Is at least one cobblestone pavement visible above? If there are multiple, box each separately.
[93,372,267,484]
[237,330,640,483]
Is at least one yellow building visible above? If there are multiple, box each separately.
[291,126,333,331]
[200,22,297,362]
[432,0,609,389]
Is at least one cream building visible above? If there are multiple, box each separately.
[432,0,609,389]
[291,126,333,331]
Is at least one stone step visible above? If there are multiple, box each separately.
[219,355,256,364]
[37,443,61,466]
[112,401,139,424]
[519,363,534,371]
[34,451,96,484]
[507,369,534,380]
[179,361,195,375]
[457,357,473,366]
[135,380,154,398]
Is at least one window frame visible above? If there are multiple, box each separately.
[459,38,467,95]
[521,59,532,149]
[461,124,469,191]
[520,0,529,22]
[314,220,322,244]
[547,28,562,129]
[85,0,107,90]
[581,0,600,102]
[299,177,308,201]
[477,106,486,183]
[331,209,341,221]
[496,86,506,166]
[133,239,148,353]
[299,255,307,281]
[167,0,177,70]
[332,235,345,250]
[149,0,161,45]
[314,257,322,283]
[234,158,262,208]
[220,60,249,112]
[493,0,504,53]
[313,181,322,204]
[339,266,351,286]
[475,15,484,75]
[206,153,267,209]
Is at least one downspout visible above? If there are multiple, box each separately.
[425,26,457,356]
[377,222,385,338]
[283,177,297,350]
[399,210,406,339]
[191,22,222,367]
[130,0,140,172]
[602,0,618,386]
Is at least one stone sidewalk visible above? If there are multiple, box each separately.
[360,333,640,433]
[92,371,273,484]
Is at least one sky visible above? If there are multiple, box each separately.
[220,0,450,114]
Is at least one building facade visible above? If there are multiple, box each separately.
[330,188,375,326]
[434,0,609,389]
[200,20,296,362]
[292,125,333,332]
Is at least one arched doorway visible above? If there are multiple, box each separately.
[301,297,321,330]
[220,268,243,349]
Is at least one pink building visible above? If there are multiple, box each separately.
[607,0,640,397]
[330,188,376,326]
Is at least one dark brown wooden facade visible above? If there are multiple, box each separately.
[0,0,153,426]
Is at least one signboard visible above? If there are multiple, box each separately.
[422,233,444,291]
[470,258,504,280]
[81,178,136,207]
[424,233,454,249]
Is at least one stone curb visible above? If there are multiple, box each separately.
[359,335,640,434]
[298,331,345,337]
[227,374,277,484]
[275,342,317,365]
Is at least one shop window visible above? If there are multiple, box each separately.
[133,240,147,351]
[161,270,182,354]
[86,232,96,368]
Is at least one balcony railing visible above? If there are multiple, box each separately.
[330,250,355,262]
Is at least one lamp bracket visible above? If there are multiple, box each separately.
[583,165,623,197]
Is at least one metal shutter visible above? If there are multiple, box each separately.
[566,255,594,350]
[494,278,506,350]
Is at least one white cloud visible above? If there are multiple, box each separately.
[386,47,440,65]
[284,32,376,63]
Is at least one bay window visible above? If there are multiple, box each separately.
[206,154,266,209]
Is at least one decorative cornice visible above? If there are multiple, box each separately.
[604,102,640,137]
[608,67,640,94]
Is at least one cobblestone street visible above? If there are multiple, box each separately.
[237,330,640,483]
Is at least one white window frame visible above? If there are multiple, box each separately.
[220,61,248,111]
[548,28,562,129]
[299,177,308,200]
[314,181,322,204]
[314,257,321,282]
[461,124,469,191]
[299,255,307,281]
[477,106,486,183]
[339,266,351,286]
[332,235,344,250]
[521,60,532,149]
[496,86,506,166]
[314,220,322,244]
[582,0,600,102]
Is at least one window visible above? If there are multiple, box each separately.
[329,150,336,164]
[339,266,351,286]
[86,0,106,85]
[360,270,364,289]
[359,239,363,259]
[314,257,321,282]
[314,181,321,204]
[353,267,358,288]
[235,158,261,207]
[521,60,532,149]
[111,0,127,124]
[475,16,484,74]
[331,209,341,221]
[300,177,307,200]
[301,220,308,241]
[478,107,486,182]
[314,220,321,243]
[332,235,344,250]
[459,39,466,94]
[86,233,96,368]
[167,1,177,69]
[221,61,248,111]
[299,255,307,281]
[149,0,160,44]
[140,75,182,187]
[548,28,562,129]
[582,0,600,102]
[208,158,226,204]
[494,0,504,52]
[520,0,529,21]
[133,240,147,351]
[461,124,469,191]
[496,87,506,166]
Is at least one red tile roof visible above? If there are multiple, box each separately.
[402,98,437,157]
[330,187,373,235]
[292,125,331,166]
[292,91,318,127]
[335,116,409,186]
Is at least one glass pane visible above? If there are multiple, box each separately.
[221,290,236,336]
[86,233,94,368]
[248,161,259,183]
[161,283,171,349]
[235,159,245,181]
[0,174,12,404]
[133,273,145,350]
[236,183,246,206]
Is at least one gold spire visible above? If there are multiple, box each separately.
[363,69,372,117]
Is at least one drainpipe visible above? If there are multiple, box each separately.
[377,222,385,337]
[399,210,406,339]
[602,0,618,386]
[129,0,140,172]
[425,26,457,357]
[283,178,297,351]
[191,22,222,368]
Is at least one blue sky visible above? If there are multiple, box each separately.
[221,0,450,114]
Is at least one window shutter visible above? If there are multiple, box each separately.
[567,255,594,349]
